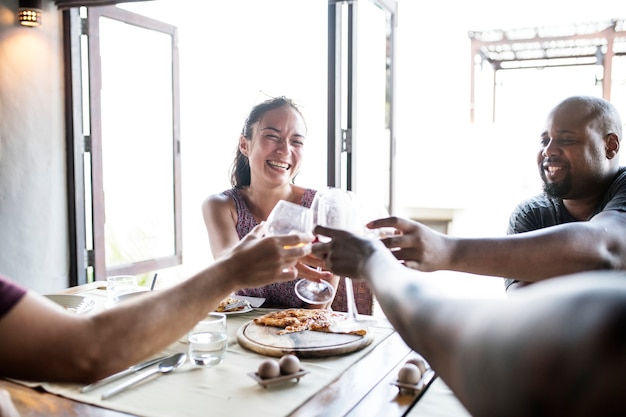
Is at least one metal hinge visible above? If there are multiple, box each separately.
[341,128,352,153]
[81,17,88,35]
[84,249,94,267]
[83,135,91,153]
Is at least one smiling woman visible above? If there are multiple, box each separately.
[91,0,330,290]
[201,96,339,310]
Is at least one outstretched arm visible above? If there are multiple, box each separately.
[201,194,335,301]
[312,225,626,417]
[370,211,626,282]
[0,224,313,384]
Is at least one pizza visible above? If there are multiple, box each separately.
[253,308,367,336]
[216,296,250,313]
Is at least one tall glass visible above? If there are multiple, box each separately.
[266,200,335,304]
[313,188,376,331]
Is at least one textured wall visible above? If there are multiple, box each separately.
[0,0,69,292]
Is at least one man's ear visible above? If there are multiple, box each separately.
[239,135,249,156]
[606,133,620,159]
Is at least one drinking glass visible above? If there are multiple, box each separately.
[266,200,336,304]
[105,275,138,308]
[188,313,227,366]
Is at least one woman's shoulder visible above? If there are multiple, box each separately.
[202,189,239,213]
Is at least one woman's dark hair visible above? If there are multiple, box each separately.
[230,96,305,188]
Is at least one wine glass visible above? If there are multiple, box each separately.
[314,188,376,331]
[266,200,336,304]
[351,192,395,239]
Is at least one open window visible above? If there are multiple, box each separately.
[64,5,182,283]
[327,0,398,213]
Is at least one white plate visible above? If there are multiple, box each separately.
[221,304,254,315]
[232,295,266,308]
[44,294,95,314]
[214,295,265,315]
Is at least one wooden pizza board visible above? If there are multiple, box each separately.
[236,320,374,358]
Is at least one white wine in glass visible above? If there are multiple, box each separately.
[266,199,336,304]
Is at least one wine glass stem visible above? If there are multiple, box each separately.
[345,277,359,321]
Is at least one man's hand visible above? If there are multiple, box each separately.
[311,225,379,279]
[368,216,450,271]
[228,223,314,288]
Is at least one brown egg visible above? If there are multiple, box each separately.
[405,358,427,375]
[279,354,301,375]
[257,359,280,379]
[398,363,421,385]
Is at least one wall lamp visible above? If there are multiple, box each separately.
[19,0,42,27]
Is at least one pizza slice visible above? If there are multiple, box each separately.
[253,308,367,336]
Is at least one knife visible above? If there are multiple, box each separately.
[79,355,167,393]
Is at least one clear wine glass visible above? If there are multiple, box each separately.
[351,192,395,239]
[266,200,336,305]
[314,188,376,332]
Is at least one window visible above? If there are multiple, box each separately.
[62,0,397,285]
[328,0,397,213]
[64,5,182,284]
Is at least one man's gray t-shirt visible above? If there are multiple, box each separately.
[505,166,626,290]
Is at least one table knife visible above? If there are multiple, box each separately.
[79,356,166,393]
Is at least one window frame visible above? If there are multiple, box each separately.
[327,0,398,213]
[63,5,182,284]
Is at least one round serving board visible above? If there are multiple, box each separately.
[236,320,374,358]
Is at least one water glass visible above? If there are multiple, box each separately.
[188,313,227,366]
[106,275,138,307]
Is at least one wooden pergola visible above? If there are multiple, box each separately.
[468,19,626,122]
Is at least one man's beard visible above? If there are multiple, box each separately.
[541,171,572,198]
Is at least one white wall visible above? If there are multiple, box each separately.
[0,0,68,292]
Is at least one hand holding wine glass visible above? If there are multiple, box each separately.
[266,200,336,304]
[313,188,377,331]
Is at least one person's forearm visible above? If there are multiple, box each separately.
[449,221,624,281]
[78,262,238,382]
[366,254,626,416]
[362,251,460,363]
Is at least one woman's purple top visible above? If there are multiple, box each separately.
[0,276,27,318]
[222,187,316,308]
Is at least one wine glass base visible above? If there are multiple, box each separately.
[294,279,335,304]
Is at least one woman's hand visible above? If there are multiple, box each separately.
[294,254,334,282]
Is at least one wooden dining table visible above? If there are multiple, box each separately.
[0,283,463,417]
